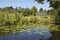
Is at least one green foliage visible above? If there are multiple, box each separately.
[55,9,60,23]
[35,0,60,9]
[50,1,60,9]
[0,4,59,35]
[35,0,44,4]
[35,0,60,24]
[31,6,37,16]
[16,7,37,16]
[39,8,43,12]
[23,8,32,16]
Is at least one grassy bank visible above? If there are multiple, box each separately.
[0,13,57,34]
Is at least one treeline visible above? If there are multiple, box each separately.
[0,6,46,16]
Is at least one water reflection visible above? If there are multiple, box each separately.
[0,26,52,40]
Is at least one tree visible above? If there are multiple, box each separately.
[35,0,44,4]
[3,6,14,11]
[55,8,60,24]
[39,8,43,12]
[16,7,25,13]
[35,0,60,9]
[23,8,32,16]
[35,0,60,24]
[31,6,37,16]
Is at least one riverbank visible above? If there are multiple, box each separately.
[0,15,59,34]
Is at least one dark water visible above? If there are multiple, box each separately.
[0,25,60,40]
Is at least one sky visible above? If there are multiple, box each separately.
[0,0,50,10]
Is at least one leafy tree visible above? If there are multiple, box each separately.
[31,6,37,16]
[23,8,31,16]
[55,8,60,24]
[16,7,25,13]
[35,0,60,24]
[35,0,44,4]
[39,8,43,12]
[35,0,60,9]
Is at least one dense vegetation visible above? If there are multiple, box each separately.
[0,0,60,35]
[35,0,60,24]
[0,6,49,34]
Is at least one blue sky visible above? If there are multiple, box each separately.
[0,0,50,10]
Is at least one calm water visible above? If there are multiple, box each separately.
[0,24,60,40]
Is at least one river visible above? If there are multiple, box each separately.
[0,24,60,40]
